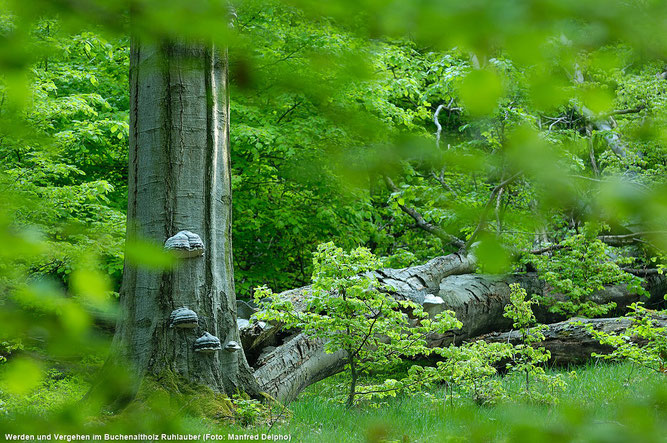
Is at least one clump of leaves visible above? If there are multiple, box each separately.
[0,341,22,364]
[230,394,277,427]
[585,302,667,375]
[529,226,647,318]
[411,341,513,407]
[504,283,566,404]
[254,242,462,407]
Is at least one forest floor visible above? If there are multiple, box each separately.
[2,361,666,442]
[229,362,667,442]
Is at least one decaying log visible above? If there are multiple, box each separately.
[477,315,667,366]
[253,334,346,402]
[244,251,665,401]
[244,266,663,356]
[272,250,477,313]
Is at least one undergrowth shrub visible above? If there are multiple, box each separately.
[585,301,667,375]
[254,242,462,408]
[504,283,566,404]
[528,225,647,317]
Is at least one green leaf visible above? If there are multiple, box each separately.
[0,358,44,396]
[125,238,177,270]
[458,69,504,117]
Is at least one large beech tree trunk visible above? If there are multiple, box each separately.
[112,40,258,396]
[244,251,665,401]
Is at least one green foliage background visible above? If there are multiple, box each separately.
[2,0,666,299]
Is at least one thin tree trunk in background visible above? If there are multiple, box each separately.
[111,39,258,397]
[346,351,357,408]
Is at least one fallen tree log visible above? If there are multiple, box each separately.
[253,334,346,402]
[243,263,664,358]
[244,252,666,401]
[477,315,667,366]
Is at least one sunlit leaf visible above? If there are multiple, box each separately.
[0,358,43,395]
[458,68,504,117]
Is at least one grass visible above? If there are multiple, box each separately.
[1,361,666,442]
[231,361,667,442]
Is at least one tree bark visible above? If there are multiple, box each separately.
[252,333,346,403]
[111,39,258,397]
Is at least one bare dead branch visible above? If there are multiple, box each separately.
[433,99,461,149]
[430,168,458,197]
[383,175,465,250]
[622,268,662,276]
[529,243,567,255]
[603,105,645,117]
[528,231,667,254]
[465,172,522,249]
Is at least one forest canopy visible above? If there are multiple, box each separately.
[1,0,665,294]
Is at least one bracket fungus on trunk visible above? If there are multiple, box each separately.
[194,332,222,354]
[169,307,199,329]
[224,340,242,353]
[164,230,205,258]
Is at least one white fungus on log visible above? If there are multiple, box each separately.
[422,294,446,316]
[164,230,205,258]
[194,332,222,353]
[169,307,199,329]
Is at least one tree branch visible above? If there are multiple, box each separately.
[430,168,458,197]
[433,99,461,149]
[529,244,566,255]
[603,106,645,117]
[528,231,667,254]
[276,100,303,124]
[571,64,630,160]
[352,300,384,359]
[597,231,667,247]
[465,172,522,249]
[622,268,662,276]
[383,175,465,250]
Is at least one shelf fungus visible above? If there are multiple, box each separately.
[169,307,199,329]
[164,230,205,258]
[422,294,446,317]
[224,340,242,353]
[194,332,222,354]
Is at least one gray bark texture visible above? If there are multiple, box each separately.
[243,251,665,401]
[477,315,667,365]
[253,334,346,403]
[112,39,258,396]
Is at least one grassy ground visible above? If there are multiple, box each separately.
[222,362,667,442]
[1,362,666,442]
